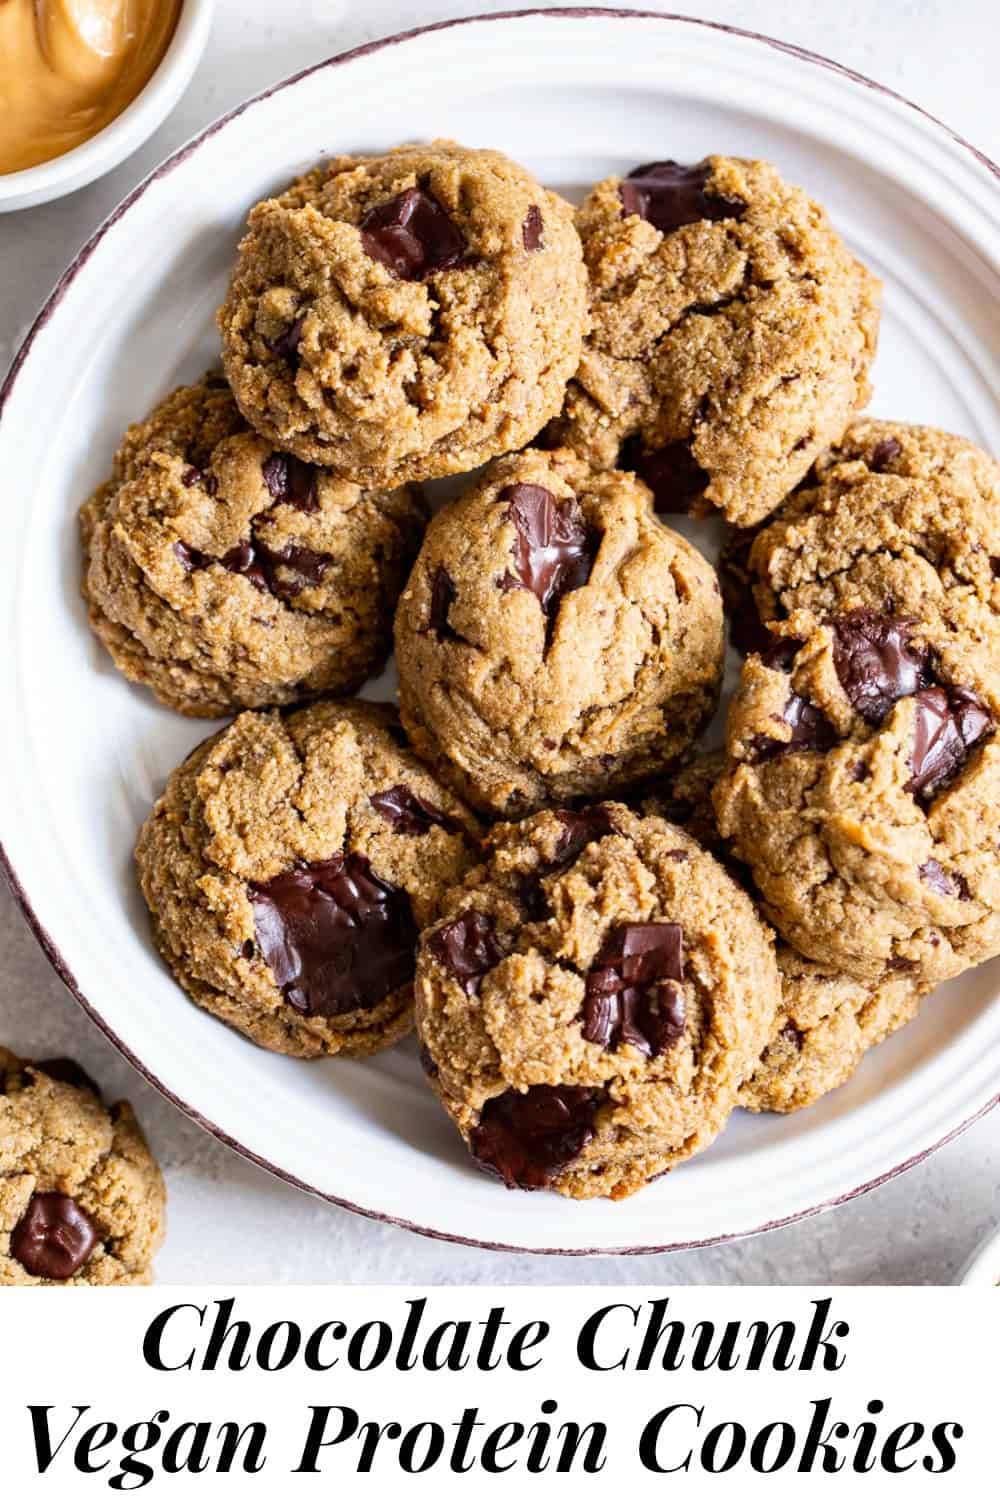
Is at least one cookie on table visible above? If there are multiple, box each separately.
[218,141,588,485]
[549,155,880,527]
[415,805,780,1199]
[394,448,724,816]
[1,1051,165,1286]
[81,373,426,717]
[714,616,1000,986]
[724,420,1000,653]
[135,701,482,1059]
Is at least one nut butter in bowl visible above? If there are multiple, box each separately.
[0,0,214,210]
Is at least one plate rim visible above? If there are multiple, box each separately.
[2,6,998,1257]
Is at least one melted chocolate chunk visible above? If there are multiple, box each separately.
[266,315,305,364]
[500,484,597,641]
[906,685,992,805]
[619,435,709,514]
[181,466,202,488]
[919,859,970,899]
[832,611,933,725]
[261,453,319,511]
[619,160,746,234]
[522,205,544,251]
[750,693,838,762]
[469,1084,599,1190]
[552,805,620,864]
[427,565,459,641]
[257,541,330,597]
[34,1059,100,1095]
[869,436,902,472]
[427,911,503,995]
[370,785,460,835]
[10,1192,99,1280]
[583,922,686,1057]
[249,853,417,1017]
[360,187,467,280]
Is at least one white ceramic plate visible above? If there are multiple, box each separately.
[2,11,999,1255]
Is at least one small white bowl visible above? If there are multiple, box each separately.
[958,1222,1000,1285]
[0,0,214,212]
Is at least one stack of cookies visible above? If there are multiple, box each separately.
[78,140,999,1203]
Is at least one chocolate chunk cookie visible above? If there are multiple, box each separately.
[723,420,1000,654]
[395,448,724,816]
[714,616,1000,984]
[415,804,779,1198]
[218,141,587,484]
[549,155,880,527]
[642,754,926,1113]
[135,701,481,1058]
[81,373,426,717]
[1,1050,165,1285]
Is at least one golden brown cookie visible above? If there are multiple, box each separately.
[724,420,1000,655]
[135,701,482,1059]
[81,372,426,717]
[714,617,1000,986]
[550,155,880,526]
[415,804,779,1199]
[218,141,587,484]
[395,448,724,816]
[1,1051,165,1286]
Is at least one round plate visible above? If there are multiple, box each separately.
[2,10,999,1254]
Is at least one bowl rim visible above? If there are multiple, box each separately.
[2,6,998,1256]
[0,0,215,204]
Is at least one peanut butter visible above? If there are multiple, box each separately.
[0,0,183,175]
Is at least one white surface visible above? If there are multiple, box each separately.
[2,0,998,1282]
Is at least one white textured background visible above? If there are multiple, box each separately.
[2,0,997,1285]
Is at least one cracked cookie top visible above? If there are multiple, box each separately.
[1,1050,165,1286]
[642,753,926,1114]
[217,141,588,484]
[135,700,482,1059]
[549,155,880,527]
[726,419,1000,655]
[414,803,779,1199]
[394,447,725,816]
[81,372,427,717]
[714,615,1000,985]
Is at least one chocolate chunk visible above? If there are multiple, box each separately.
[517,874,550,922]
[427,910,503,995]
[469,1084,599,1190]
[869,436,902,472]
[173,539,204,571]
[181,466,202,488]
[370,785,460,835]
[991,558,1000,580]
[832,610,933,724]
[522,205,543,251]
[427,564,459,641]
[266,315,304,363]
[552,805,620,864]
[906,685,992,804]
[760,636,803,672]
[261,453,319,511]
[500,484,597,641]
[583,922,686,1057]
[360,187,466,280]
[850,760,871,783]
[249,853,417,1017]
[750,691,838,762]
[619,435,709,513]
[257,540,330,597]
[419,1043,439,1078]
[779,1021,804,1047]
[919,859,970,899]
[34,1059,100,1095]
[887,955,919,973]
[619,160,746,234]
[10,1192,99,1280]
